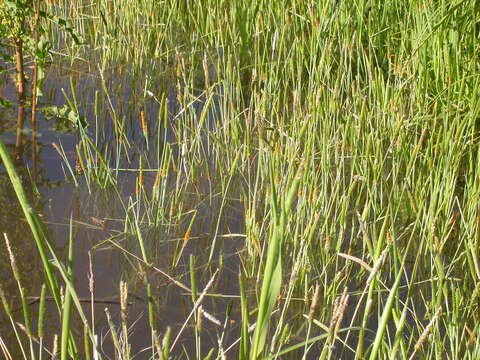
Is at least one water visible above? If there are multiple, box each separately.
[0,51,392,360]
[0,58,246,358]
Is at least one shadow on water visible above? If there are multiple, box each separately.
[0,55,249,358]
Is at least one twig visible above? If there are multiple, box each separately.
[171,269,219,350]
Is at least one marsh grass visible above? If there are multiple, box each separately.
[1,0,480,358]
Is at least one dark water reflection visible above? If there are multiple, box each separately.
[0,59,245,358]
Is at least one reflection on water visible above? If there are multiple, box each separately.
[0,56,246,358]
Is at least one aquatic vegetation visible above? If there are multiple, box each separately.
[1,0,480,359]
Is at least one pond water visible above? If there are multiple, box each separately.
[0,59,247,359]
[0,45,429,360]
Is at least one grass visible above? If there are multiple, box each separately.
[1,0,480,359]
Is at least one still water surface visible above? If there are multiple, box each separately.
[0,60,245,358]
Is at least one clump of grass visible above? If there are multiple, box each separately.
[2,0,480,359]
